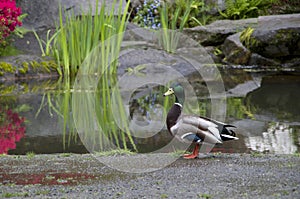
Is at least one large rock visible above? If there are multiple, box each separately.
[248,53,280,67]
[17,0,126,30]
[16,0,60,30]
[246,14,300,59]
[183,18,258,46]
[222,32,251,65]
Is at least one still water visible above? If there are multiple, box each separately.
[0,69,299,155]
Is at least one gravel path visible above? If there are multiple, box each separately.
[0,153,299,198]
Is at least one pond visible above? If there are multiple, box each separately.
[0,68,299,155]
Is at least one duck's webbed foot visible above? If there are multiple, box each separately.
[183,144,199,159]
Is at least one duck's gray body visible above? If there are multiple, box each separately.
[166,102,238,145]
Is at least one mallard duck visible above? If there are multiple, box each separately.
[163,83,238,159]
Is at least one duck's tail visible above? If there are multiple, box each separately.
[220,125,239,141]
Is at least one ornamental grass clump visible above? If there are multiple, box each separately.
[158,1,191,53]
[71,0,137,151]
[41,0,137,151]
[54,0,131,77]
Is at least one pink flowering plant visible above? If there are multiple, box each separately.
[0,0,22,48]
[0,108,26,154]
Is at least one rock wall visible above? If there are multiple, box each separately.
[184,14,300,69]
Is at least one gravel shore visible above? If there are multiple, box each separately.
[0,153,299,198]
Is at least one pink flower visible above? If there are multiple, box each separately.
[0,108,26,154]
[0,0,22,43]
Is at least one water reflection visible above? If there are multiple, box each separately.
[0,71,299,154]
[245,75,300,121]
[245,123,299,154]
[0,108,26,154]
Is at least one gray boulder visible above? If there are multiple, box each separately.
[17,0,60,30]
[246,14,300,59]
[222,32,251,65]
[222,32,281,66]
[248,53,280,67]
[18,0,126,30]
[183,18,258,46]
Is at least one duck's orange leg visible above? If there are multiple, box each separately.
[183,144,199,159]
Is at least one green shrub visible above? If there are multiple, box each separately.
[132,0,161,29]
[171,0,212,27]
[220,0,278,20]
[133,0,212,29]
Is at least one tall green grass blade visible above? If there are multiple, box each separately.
[58,3,70,77]
[33,30,46,56]
[158,1,192,53]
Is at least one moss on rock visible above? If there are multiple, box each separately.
[0,55,60,80]
[244,14,300,59]
[0,62,16,76]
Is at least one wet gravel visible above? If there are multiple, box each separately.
[0,153,299,198]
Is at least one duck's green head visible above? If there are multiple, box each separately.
[163,83,185,105]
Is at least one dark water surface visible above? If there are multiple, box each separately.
[1,69,299,155]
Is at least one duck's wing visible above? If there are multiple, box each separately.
[183,115,223,142]
[170,115,224,144]
[171,115,238,144]
[198,116,239,141]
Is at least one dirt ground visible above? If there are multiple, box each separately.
[0,153,299,198]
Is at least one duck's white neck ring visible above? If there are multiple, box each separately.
[174,102,183,108]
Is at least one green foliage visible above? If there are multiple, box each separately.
[13,104,32,112]
[33,0,128,77]
[54,0,129,77]
[26,151,35,159]
[132,0,161,29]
[293,152,300,157]
[160,0,192,30]
[13,13,29,38]
[0,60,59,76]
[95,149,136,156]
[160,193,168,199]
[2,192,29,198]
[169,149,187,157]
[0,13,28,57]
[133,0,212,29]
[33,1,137,152]
[240,27,254,46]
[0,85,17,96]
[250,151,264,157]
[158,1,191,53]
[33,29,59,56]
[0,45,22,57]
[172,0,212,27]
[227,97,255,119]
[0,62,16,75]
[126,64,146,76]
[214,47,223,56]
[220,0,278,19]
[161,0,212,28]
[29,1,139,153]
